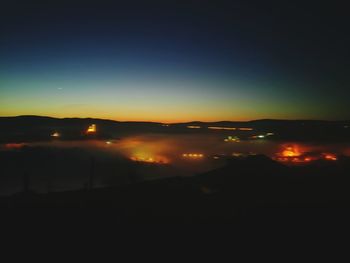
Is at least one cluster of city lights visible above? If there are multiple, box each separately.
[182,153,204,159]
[130,154,169,164]
[186,126,254,131]
[282,146,302,157]
[49,124,97,138]
[130,156,156,163]
[274,145,338,164]
[208,126,237,130]
[224,136,240,142]
[208,126,254,131]
[4,123,344,167]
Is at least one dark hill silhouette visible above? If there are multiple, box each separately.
[1,154,350,223]
[1,115,350,143]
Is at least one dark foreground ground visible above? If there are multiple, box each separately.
[1,155,350,224]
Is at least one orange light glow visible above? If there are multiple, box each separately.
[5,143,25,149]
[274,144,308,164]
[130,154,169,164]
[187,125,201,129]
[131,156,153,163]
[208,126,236,130]
[182,153,204,159]
[323,154,337,161]
[281,146,302,157]
[275,144,339,164]
[86,124,96,134]
[275,156,304,163]
[238,128,253,131]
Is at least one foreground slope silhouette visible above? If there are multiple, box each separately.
[2,155,350,223]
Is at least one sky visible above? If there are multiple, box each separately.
[1,0,349,122]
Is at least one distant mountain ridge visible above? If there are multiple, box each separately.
[1,115,349,143]
[1,115,348,126]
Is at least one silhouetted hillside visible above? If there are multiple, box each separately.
[1,115,350,143]
[1,154,350,223]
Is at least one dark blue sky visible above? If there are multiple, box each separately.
[1,1,349,121]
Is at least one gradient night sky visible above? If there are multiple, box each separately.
[1,1,349,122]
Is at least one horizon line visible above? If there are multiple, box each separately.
[0,115,349,124]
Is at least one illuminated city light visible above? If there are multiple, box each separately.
[275,152,339,164]
[182,153,204,159]
[51,132,60,138]
[187,125,201,129]
[232,153,244,157]
[106,141,112,145]
[282,146,302,157]
[162,124,170,127]
[250,133,273,139]
[86,124,96,134]
[274,145,339,164]
[208,126,236,130]
[224,136,240,142]
[323,153,337,161]
[251,134,266,139]
[275,156,304,163]
[130,155,168,164]
[131,156,155,163]
[238,128,253,131]
[274,145,305,163]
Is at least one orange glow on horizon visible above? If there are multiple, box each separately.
[0,110,268,124]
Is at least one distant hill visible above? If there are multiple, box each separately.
[1,115,349,127]
[0,115,349,143]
